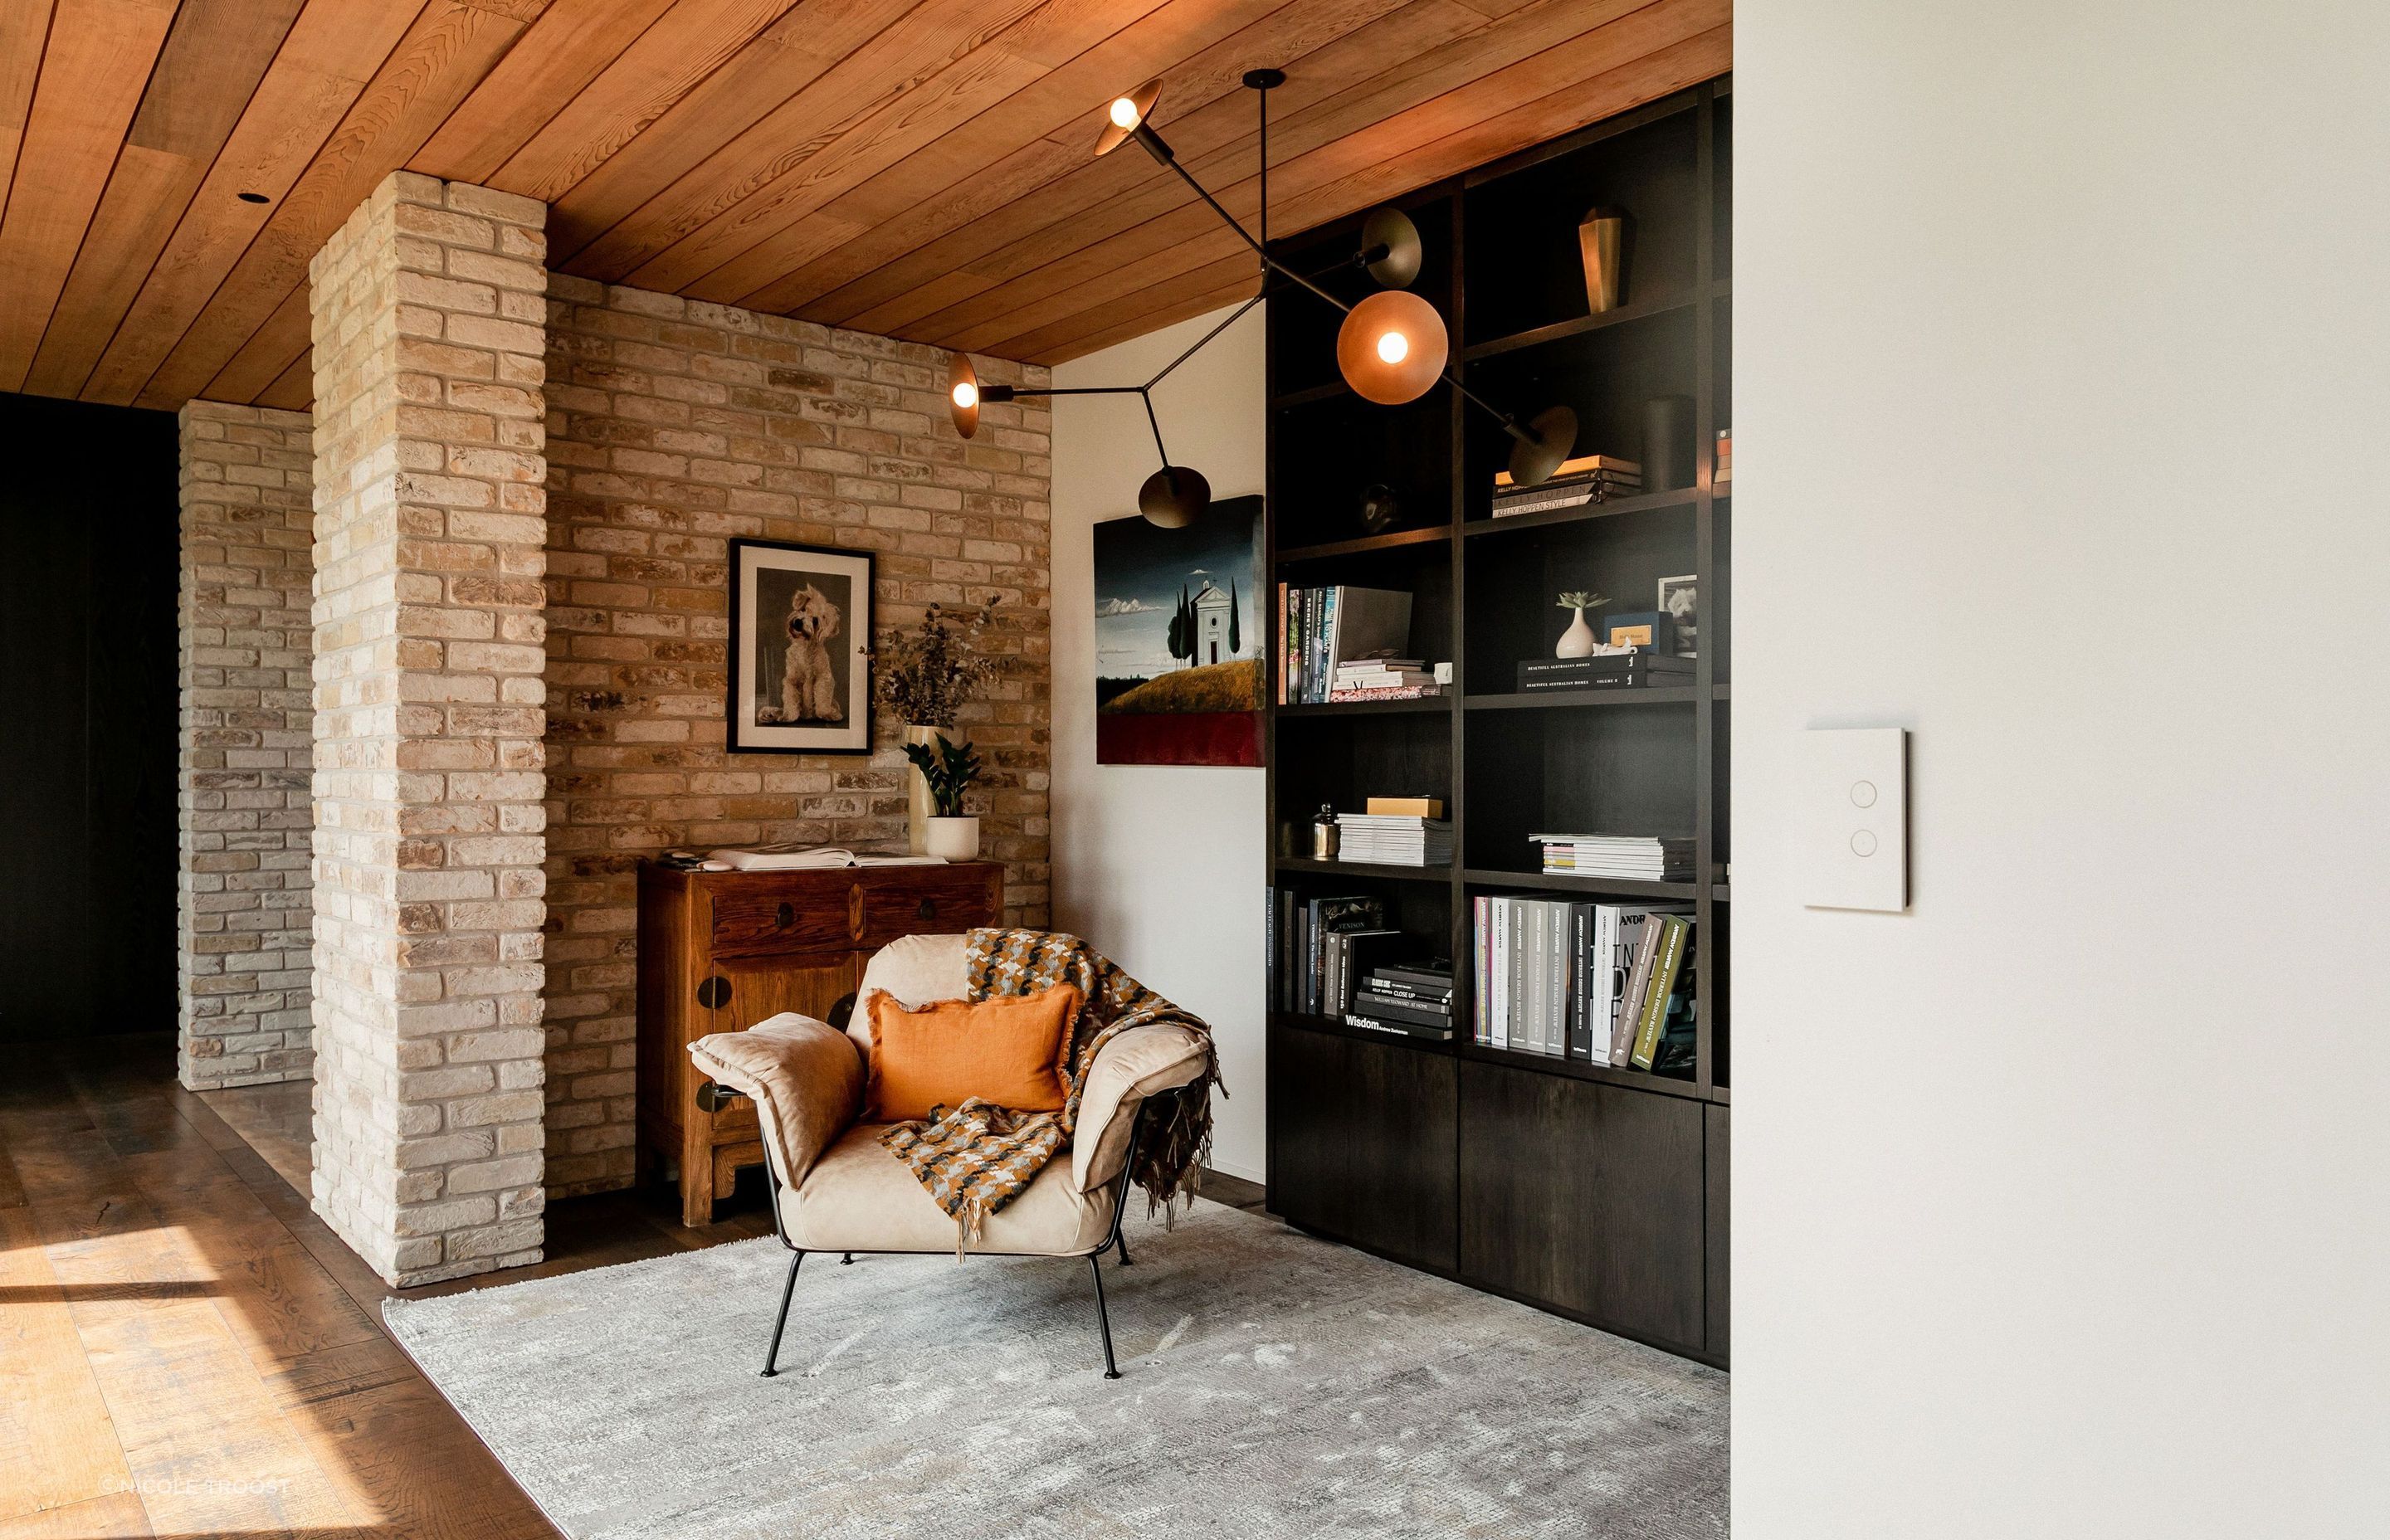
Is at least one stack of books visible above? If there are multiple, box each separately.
[1490,454,1641,518]
[1334,814,1453,867]
[1276,585,1414,704]
[1534,832,1695,880]
[1345,962,1456,1041]
[1514,651,1695,693]
[1328,656,1440,702]
[1473,896,1695,1070]
[1715,428,1731,485]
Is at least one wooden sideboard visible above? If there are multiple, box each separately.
[637,860,1004,1224]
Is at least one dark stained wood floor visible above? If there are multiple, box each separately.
[0,1032,1266,1538]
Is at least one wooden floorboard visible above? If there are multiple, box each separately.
[0,1034,1275,1537]
[0,1036,780,1538]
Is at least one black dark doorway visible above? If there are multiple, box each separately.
[0,391,179,1041]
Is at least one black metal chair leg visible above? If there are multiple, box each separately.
[1088,1253,1122,1379]
[760,1250,804,1377]
[840,1252,853,1265]
[1115,1232,1133,1266]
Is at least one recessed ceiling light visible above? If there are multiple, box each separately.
[237,192,269,204]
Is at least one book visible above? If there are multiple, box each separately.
[1324,684,1442,703]
[1362,976,1453,1004]
[1333,815,1452,866]
[1472,895,1492,1047]
[1275,582,1290,704]
[702,846,943,870]
[1352,993,1451,1028]
[1365,796,1445,818]
[1610,913,1665,1065]
[1304,895,1384,1014]
[1516,653,1694,692]
[1345,1012,1455,1042]
[1630,914,1693,1070]
[1493,453,1641,487]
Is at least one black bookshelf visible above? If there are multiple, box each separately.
[1262,79,1732,1367]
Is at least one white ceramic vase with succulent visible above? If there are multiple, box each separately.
[873,602,996,853]
[1554,589,1607,658]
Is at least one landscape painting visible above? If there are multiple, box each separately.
[1093,494,1264,766]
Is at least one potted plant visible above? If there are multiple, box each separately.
[902,733,984,860]
[873,602,997,852]
[1554,589,1608,657]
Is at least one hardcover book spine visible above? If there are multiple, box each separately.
[1473,895,1491,1046]
[1632,915,1689,1070]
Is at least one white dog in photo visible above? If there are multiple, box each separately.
[778,582,844,723]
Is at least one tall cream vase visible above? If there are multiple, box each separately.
[903,723,968,854]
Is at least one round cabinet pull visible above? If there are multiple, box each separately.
[775,902,794,928]
[695,976,732,1009]
[916,898,937,920]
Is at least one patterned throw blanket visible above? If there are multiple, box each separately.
[878,928,1220,1255]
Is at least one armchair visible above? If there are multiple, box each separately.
[687,932,1212,1379]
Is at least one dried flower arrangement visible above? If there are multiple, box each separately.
[872,601,998,729]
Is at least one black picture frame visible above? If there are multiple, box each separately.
[724,537,875,755]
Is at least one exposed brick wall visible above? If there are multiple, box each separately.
[306,170,552,1286]
[539,275,1053,1196]
[177,401,315,1090]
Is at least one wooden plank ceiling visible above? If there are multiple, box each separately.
[0,0,1729,412]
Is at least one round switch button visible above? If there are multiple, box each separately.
[1850,830,1878,857]
[1849,780,1878,808]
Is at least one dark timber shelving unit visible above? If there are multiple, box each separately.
[1262,78,1732,1367]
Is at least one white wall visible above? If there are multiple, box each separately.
[1737,4,2390,1533]
[1050,302,1270,1181]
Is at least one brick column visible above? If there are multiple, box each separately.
[178,401,316,1090]
[308,171,551,1286]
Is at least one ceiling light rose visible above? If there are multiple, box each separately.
[1336,290,1447,405]
[1095,79,1164,157]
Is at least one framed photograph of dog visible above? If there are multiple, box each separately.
[726,538,874,754]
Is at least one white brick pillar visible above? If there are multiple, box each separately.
[308,170,551,1286]
[178,401,316,1090]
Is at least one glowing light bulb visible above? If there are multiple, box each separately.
[951,381,978,409]
[1375,330,1409,364]
[1109,96,1141,128]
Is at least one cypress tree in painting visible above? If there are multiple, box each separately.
[1227,580,1241,655]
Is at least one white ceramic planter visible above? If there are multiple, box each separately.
[1555,607,1598,658]
[923,816,980,861]
[903,723,968,853]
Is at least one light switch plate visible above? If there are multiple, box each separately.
[1802,728,1907,912]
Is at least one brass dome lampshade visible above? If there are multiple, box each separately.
[1336,290,1447,405]
[1095,79,1165,157]
[1506,405,1579,487]
[948,353,982,437]
[1358,206,1423,289]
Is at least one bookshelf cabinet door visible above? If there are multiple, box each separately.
[1457,1063,1706,1352]
[1705,1104,1730,1360]
[1266,1021,1457,1270]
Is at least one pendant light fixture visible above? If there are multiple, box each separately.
[947,67,1576,525]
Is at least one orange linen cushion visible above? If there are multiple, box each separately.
[864,984,1083,1122]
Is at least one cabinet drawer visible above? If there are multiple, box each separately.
[708,875,859,957]
[856,866,999,948]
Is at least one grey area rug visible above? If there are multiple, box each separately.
[384,1199,1727,1539]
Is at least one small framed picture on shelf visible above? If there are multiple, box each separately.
[1604,611,1675,652]
[1656,573,1698,657]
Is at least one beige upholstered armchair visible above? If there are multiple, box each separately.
[686,932,1212,1379]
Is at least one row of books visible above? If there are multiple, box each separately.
[1271,893,1397,1016]
[1490,454,1641,518]
[1334,813,1452,867]
[1475,896,1695,1072]
[1715,428,1732,485]
[1535,832,1695,880]
[1329,656,1441,703]
[1277,584,1412,704]
[1514,651,1694,693]
[1344,961,1455,1041]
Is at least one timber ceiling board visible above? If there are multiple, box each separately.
[0,0,1729,411]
